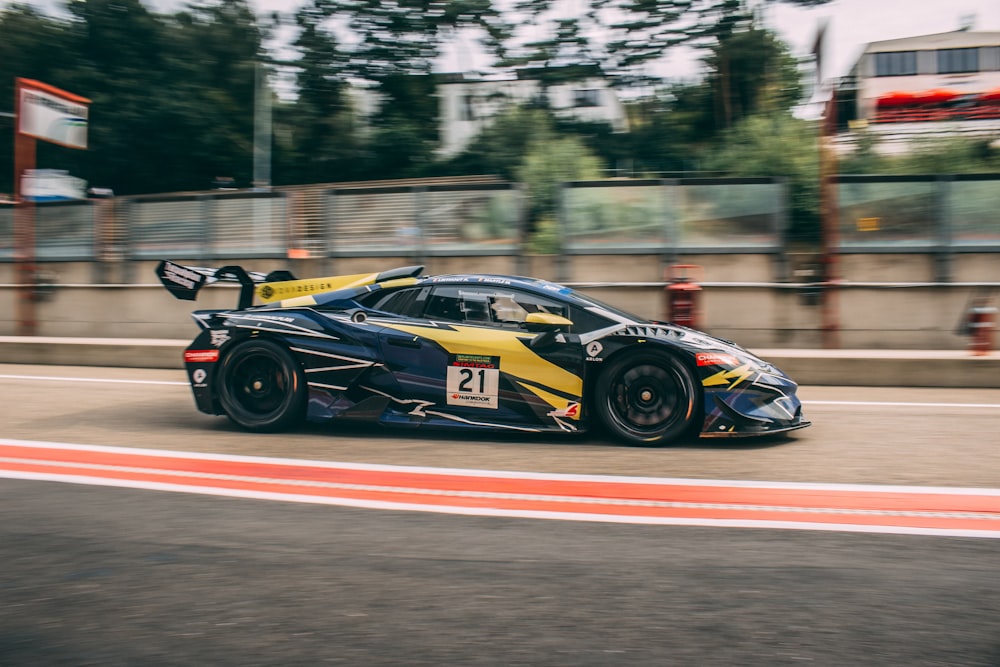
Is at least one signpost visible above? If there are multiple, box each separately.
[13,78,90,335]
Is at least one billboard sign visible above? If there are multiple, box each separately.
[17,78,90,150]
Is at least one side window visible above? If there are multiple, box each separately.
[360,286,429,317]
[425,286,493,324]
[424,287,466,322]
[874,51,917,77]
[497,291,569,323]
[364,284,615,332]
[422,284,609,331]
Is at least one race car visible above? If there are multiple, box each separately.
[157,260,810,446]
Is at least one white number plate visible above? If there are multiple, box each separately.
[446,364,500,409]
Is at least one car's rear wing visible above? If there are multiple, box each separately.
[156,260,423,310]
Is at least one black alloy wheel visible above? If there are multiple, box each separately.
[217,339,306,432]
[595,350,699,446]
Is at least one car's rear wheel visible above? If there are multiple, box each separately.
[595,350,700,446]
[218,339,305,432]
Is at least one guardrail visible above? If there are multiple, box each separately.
[3,174,999,283]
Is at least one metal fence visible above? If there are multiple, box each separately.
[324,183,523,257]
[3,174,999,269]
[836,174,1000,251]
[126,191,288,260]
[0,200,97,261]
[560,177,787,253]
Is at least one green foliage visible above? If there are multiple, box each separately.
[329,0,510,80]
[0,4,78,192]
[837,131,1000,176]
[440,106,560,180]
[896,137,1000,174]
[836,128,883,175]
[493,0,832,92]
[517,130,604,253]
[702,112,821,244]
[702,27,803,128]
[0,0,265,194]
[517,132,604,219]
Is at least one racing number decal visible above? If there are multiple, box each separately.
[447,354,500,408]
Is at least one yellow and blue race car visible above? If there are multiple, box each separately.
[157,260,810,446]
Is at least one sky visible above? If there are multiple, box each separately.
[6,0,1000,84]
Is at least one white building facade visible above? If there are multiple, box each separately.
[436,71,629,156]
[836,30,1000,153]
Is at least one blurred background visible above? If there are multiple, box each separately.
[1,0,999,347]
[1,0,998,243]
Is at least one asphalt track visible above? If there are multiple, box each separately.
[2,365,1000,665]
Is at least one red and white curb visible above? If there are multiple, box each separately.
[1,439,999,539]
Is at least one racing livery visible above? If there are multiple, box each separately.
[157,260,810,446]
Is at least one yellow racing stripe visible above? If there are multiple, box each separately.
[256,272,381,304]
[381,323,583,407]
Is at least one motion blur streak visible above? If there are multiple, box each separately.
[3,374,999,409]
[2,439,999,539]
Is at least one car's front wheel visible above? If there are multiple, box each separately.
[595,350,700,446]
[217,339,306,432]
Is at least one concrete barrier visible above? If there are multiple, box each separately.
[0,337,186,369]
[1,336,996,388]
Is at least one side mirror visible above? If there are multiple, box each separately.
[524,312,573,331]
[525,313,573,349]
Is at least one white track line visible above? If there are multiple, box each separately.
[805,400,1000,409]
[2,439,999,538]
[0,374,187,386]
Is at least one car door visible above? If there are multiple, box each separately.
[373,284,587,430]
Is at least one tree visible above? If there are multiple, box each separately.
[0,4,78,193]
[439,106,559,179]
[271,0,361,184]
[517,132,603,223]
[330,0,510,81]
[701,25,803,131]
[497,0,832,90]
[605,21,804,179]
[702,111,821,245]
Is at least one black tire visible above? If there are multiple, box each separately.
[594,350,700,446]
[217,339,306,432]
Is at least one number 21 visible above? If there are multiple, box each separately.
[458,368,486,393]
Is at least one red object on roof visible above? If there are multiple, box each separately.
[914,88,960,105]
[876,91,917,108]
[979,88,1000,103]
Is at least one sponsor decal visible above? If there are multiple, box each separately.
[260,285,274,299]
[210,330,231,348]
[192,369,207,384]
[702,364,756,389]
[254,315,295,323]
[696,352,740,367]
[586,341,603,357]
[19,83,89,149]
[184,349,220,363]
[450,353,498,369]
[446,354,501,408]
[162,262,203,290]
[548,402,580,419]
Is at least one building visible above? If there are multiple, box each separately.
[833,29,1000,154]
[436,67,629,156]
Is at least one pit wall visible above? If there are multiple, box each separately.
[0,253,996,349]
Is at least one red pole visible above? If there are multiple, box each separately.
[820,89,840,349]
[13,79,37,336]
